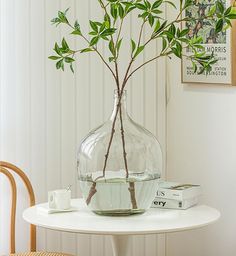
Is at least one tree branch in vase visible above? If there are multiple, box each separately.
[49,0,236,214]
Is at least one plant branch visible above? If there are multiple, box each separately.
[119,103,138,210]
[99,0,120,89]
[66,22,117,81]
[81,34,117,81]
[125,42,173,83]
[125,54,163,83]
[119,107,128,179]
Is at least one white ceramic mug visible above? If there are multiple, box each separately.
[48,189,71,210]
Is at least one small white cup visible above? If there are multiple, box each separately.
[48,189,71,210]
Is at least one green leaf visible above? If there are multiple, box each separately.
[56,59,64,70]
[126,5,136,14]
[164,1,176,9]
[74,20,80,28]
[117,38,123,52]
[131,39,136,54]
[109,40,116,55]
[144,0,151,9]
[71,30,82,35]
[89,31,97,36]
[154,20,161,32]
[151,9,162,14]
[90,36,99,46]
[99,22,106,33]
[134,45,145,58]
[64,57,75,63]
[224,6,232,16]
[100,28,116,37]
[51,17,60,25]
[135,3,147,10]
[183,0,193,9]
[48,56,61,60]
[227,13,236,19]
[70,63,74,73]
[152,0,162,9]
[80,48,94,53]
[89,20,98,32]
[110,4,118,19]
[104,13,111,28]
[154,20,167,35]
[90,36,100,46]
[109,56,115,62]
[54,43,61,55]
[162,37,167,51]
[179,28,189,37]
[101,36,109,41]
[208,5,217,16]
[118,4,125,18]
[175,41,182,55]
[169,24,176,36]
[58,11,65,20]
[216,0,224,14]
[192,62,197,73]
[62,38,69,50]
[215,19,224,33]
[74,20,81,34]
[148,14,155,26]
[138,12,149,19]
[171,47,181,58]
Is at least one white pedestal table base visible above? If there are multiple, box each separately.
[110,235,133,256]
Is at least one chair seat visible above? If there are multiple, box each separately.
[10,252,74,256]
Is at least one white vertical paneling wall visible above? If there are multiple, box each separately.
[0,1,166,255]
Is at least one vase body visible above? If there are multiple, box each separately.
[77,90,162,216]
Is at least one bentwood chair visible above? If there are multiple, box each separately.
[0,161,74,256]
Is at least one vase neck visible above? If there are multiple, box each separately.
[110,90,129,121]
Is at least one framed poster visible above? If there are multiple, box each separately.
[181,0,236,85]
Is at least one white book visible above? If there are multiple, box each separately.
[151,196,199,210]
[156,181,201,201]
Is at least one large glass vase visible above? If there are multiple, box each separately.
[77,90,162,216]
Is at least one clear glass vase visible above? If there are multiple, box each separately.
[77,90,162,216]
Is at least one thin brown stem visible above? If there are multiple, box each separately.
[119,107,128,179]
[125,54,164,83]
[121,57,135,88]
[128,182,138,209]
[116,18,124,46]
[86,95,121,205]
[86,182,97,205]
[119,104,138,209]
[99,0,120,87]
[115,64,120,91]
[137,20,146,48]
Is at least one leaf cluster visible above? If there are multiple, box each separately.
[49,0,236,76]
[49,38,75,73]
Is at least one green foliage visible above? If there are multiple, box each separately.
[49,0,236,75]
[49,38,75,72]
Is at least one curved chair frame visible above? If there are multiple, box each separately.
[0,161,36,254]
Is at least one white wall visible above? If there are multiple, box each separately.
[166,58,236,255]
[0,0,166,255]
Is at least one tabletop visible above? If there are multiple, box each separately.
[23,198,220,235]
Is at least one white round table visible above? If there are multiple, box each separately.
[23,198,220,256]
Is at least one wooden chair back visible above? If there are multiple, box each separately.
[0,161,36,254]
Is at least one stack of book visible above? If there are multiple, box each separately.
[151,181,201,210]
